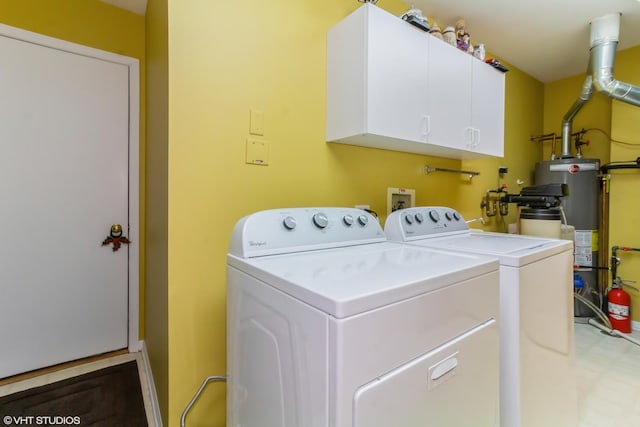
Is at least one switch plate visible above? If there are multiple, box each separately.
[250,109,264,135]
[246,138,269,165]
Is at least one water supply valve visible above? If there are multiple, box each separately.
[480,167,511,218]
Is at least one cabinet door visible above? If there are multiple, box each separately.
[471,60,505,157]
[426,38,472,151]
[367,7,429,143]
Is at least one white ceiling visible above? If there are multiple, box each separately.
[405,0,640,82]
[99,0,640,83]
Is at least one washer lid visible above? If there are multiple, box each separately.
[411,231,572,267]
[227,242,498,318]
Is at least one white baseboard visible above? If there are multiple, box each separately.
[139,340,163,427]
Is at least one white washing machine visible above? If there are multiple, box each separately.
[227,207,501,427]
[385,206,578,427]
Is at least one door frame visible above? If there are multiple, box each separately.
[0,23,141,353]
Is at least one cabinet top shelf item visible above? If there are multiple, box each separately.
[326,3,505,160]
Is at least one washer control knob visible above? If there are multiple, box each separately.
[404,214,415,225]
[313,212,329,229]
[283,216,297,230]
[357,214,369,226]
[415,212,425,223]
[428,210,440,222]
[453,212,461,221]
[445,211,453,221]
[343,214,354,226]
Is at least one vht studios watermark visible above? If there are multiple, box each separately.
[3,415,81,425]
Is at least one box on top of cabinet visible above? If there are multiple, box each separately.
[326,4,505,159]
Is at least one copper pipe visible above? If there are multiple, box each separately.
[529,132,558,142]
[530,132,560,160]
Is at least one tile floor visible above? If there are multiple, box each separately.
[575,323,640,427]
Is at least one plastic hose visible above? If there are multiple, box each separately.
[574,292,612,329]
[588,318,640,347]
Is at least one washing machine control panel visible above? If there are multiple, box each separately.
[229,207,386,257]
[385,206,470,241]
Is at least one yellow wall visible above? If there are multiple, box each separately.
[609,45,640,321]
[543,75,611,163]
[163,1,544,425]
[1,0,144,57]
[145,0,168,422]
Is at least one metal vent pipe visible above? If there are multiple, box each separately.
[561,13,640,157]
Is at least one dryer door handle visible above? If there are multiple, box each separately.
[428,352,459,390]
[430,356,458,380]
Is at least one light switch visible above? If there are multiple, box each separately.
[250,109,264,135]
[246,138,269,165]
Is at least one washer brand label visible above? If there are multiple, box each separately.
[248,240,267,247]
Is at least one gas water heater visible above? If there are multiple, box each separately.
[535,159,600,318]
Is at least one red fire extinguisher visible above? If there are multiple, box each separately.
[608,280,632,333]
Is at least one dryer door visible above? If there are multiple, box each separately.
[353,319,499,427]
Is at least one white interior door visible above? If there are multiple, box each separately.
[0,26,139,378]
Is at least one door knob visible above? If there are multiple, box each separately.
[102,224,131,252]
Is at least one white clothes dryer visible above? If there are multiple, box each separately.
[227,207,501,427]
[385,206,578,427]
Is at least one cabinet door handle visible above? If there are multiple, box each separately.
[422,115,431,138]
[465,127,474,148]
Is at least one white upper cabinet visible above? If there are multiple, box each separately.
[471,58,505,157]
[326,3,430,148]
[326,4,505,159]
[425,36,473,153]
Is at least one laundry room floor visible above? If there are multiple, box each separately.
[575,323,640,427]
[0,325,637,427]
[0,352,156,427]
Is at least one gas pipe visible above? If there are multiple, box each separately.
[608,280,632,333]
